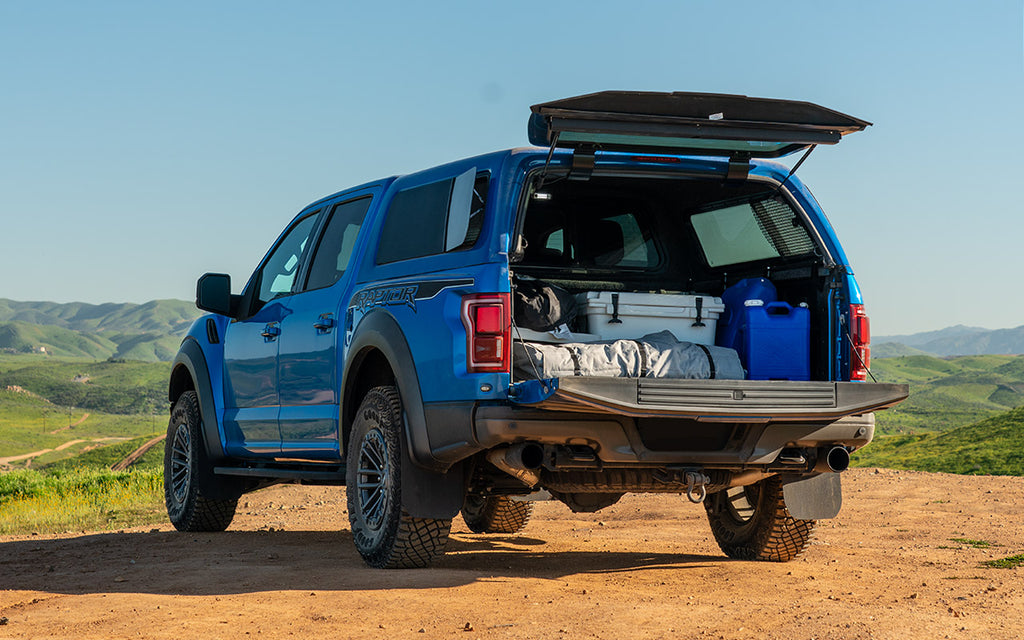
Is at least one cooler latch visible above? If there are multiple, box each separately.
[691,296,705,327]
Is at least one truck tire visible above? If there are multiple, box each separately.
[704,475,815,562]
[346,386,451,568]
[461,495,533,534]
[164,391,238,532]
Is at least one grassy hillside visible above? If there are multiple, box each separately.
[0,321,116,358]
[871,354,1024,434]
[42,434,164,472]
[0,356,168,463]
[854,406,1024,476]
[0,359,170,415]
[0,299,198,362]
[0,298,198,333]
[872,342,931,358]
[0,389,162,460]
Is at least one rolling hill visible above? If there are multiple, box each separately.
[0,299,199,361]
[853,405,1024,476]
[871,354,1024,434]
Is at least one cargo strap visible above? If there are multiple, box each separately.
[695,343,716,379]
[632,340,649,378]
[562,345,582,376]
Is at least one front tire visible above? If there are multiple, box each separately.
[346,386,451,568]
[164,391,238,532]
[461,495,533,534]
[704,476,815,562]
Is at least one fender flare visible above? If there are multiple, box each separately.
[343,310,465,519]
[343,310,436,470]
[170,337,225,462]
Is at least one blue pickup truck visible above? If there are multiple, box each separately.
[165,91,907,568]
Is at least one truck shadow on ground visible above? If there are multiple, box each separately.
[0,530,721,596]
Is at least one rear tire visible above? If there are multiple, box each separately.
[164,391,238,532]
[461,495,533,534]
[346,386,451,568]
[704,476,815,562]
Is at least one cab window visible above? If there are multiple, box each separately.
[254,212,319,309]
[304,197,372,290]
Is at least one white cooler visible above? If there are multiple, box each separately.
[577,291,724,344]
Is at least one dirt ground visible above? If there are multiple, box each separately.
[1,467,1022,640]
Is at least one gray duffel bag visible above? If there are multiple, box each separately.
[513,330,744,380]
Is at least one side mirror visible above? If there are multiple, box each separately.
[196,273,235,316]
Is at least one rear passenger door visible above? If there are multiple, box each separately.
[276,192,375,459]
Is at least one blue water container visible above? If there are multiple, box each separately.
[743,301,810,381]
[717,278,777,353]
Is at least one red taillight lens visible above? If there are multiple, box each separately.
[474,305,503,334]
[849,304,871,381]
[461,293,510,373]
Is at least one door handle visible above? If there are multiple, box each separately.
[261,323,281,341]
[313,313,335,334]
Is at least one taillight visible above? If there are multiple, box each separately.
[849,303,871,381]
[461,293,511,373]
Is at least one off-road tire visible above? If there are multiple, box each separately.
[346,386,451,569]
[164,391,238,532]
[704,475,815,562]
[461,495,534,534]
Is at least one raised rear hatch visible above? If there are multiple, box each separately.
[528,91,870,159]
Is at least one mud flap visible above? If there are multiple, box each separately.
[400,431,466,519]
[782,473,842,520]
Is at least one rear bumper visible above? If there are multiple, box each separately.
[474,404,877,468]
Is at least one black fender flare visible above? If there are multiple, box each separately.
[170,337,226,463]
[343,310,465,519]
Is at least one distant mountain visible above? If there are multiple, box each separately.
[0,299,200,361]
[875,324,1024,357]
[852,405,1024,476]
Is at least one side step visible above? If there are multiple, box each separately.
[214,462,346,485]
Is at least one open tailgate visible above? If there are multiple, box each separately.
[510,378,908,422]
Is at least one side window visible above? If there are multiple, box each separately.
[304,197,372,291]
[607,213,657,268]
[690,197,815,268]
[376,170,489,264]
[544,228,564,254]
[255,212,319,308]
[573,211,659,268]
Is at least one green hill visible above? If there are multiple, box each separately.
[872,342,931,358]
[0,359,170,416]
[0,299,198,362]
[853,406,1024,476]
[871,354,1024,434]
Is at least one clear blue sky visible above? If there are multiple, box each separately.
[1,1,1021,335]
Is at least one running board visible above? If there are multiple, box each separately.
[214,463,346,484]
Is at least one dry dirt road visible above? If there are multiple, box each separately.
[1,468,1022,640]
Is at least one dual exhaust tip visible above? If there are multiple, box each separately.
[487,442,850,485]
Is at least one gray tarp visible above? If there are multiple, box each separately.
[513,330,745,380]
